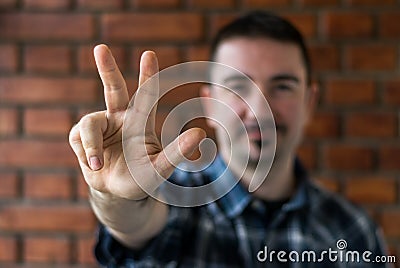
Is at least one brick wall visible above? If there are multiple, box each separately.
[0,0,399,266]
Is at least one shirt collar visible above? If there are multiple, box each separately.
[205,155,309,219]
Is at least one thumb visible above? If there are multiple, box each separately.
[156,128,206,179]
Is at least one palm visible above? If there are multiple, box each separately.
[70,45,205,201]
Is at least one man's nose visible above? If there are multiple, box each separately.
[245,87,271,120]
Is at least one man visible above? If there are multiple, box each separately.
[69,11,388,267]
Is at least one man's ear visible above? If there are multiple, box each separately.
[304,81,319,125]
[200,84,217,128]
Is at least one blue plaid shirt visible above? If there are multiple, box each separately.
[95,156,389,267]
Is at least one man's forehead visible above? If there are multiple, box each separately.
[210,37,306,83]
[214,37,301,58]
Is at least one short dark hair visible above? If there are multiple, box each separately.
[210,11,312,85]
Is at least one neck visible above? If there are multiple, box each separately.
[220,150,297,201]
[250,156,296,201]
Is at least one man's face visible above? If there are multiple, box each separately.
[202,37,316,177]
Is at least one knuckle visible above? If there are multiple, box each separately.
[81,136,103,153]
[105,78,126,92]
[82,138,102,152]
[80,113,98,128]
[68,124,80,144]
[85,146,101,155]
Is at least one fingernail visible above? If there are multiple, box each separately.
[89,156,102,171]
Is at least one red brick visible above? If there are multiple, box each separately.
[346,45,397,71]
[126,78,139,98]
[306,112,340,138]
[0,77,99,104]
[24,172,72,200]
[344,177,397,204]
[24,237,70,263]
[158,82,200,108]
[24,108,72,136]
[0,237,17,262]
[315,177,340,192]
[23,0,70,10]
[387,245,397,259]
[383,80,400,105]
[77,173,89,199]
[243,0,290,7]
[0,44,18,72]
[24,45,71,74]
[77,45,96,74]
[0,0,16,9]
[0,108,18,135]
[379,12,400,38]
[131,0,180,8]
[379,146,400,170]
[0,140,76,168]
[186,45,210,61]
[346,112,397,138]
[188,0,235,8]
[0,173,18,198]
[325,145,374,170]
[0,205,96,232]
[325,79,375,105]
[297,144,316,169]
[347,0,395,5]
[323,12,374,39]
[77,0,123,9]
[380,209,400,237]
[102,13,203,42]
[299,0,338,6]
[282,13,317,38]
[0,14,94,41]
[77,236,96,264]
[78,45,127,74]
[75,106,100,124]
[309,44,340,71]
[133,46,182,72]
[209,14,238,38]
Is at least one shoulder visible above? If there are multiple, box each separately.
[305,180,382,250]
[306,180,374,229]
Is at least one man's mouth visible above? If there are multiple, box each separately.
[245,123,286,138]
[245,123,287,149]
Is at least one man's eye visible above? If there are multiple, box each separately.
[274,84,292,91]
[229,84,248,92]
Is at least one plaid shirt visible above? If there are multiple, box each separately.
[95,156,389,267]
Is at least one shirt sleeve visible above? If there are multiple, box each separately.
[94,205,194,267]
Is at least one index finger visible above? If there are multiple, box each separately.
[94,44,129,114]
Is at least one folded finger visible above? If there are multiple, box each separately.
[79,111,108,171]
[69,124,87,165]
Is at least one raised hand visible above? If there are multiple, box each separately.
[69,44,205,201]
